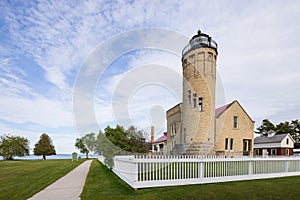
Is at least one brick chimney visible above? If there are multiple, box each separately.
[151,126,155,144]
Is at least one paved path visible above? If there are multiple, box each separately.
[28,160,92,200]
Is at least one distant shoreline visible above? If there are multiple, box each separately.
[0,154,97,160]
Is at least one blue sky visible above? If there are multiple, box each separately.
[0,0,300,154]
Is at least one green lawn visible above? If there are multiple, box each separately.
[0,159,85,200]
[82,159,300,200]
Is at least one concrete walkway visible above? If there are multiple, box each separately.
[28,160,92,200]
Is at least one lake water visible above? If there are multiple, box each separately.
[0,154,97,160]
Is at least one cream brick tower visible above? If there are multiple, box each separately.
[181,30,218,155]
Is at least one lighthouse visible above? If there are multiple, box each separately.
[180,30,218,154]
[166,30,254,156]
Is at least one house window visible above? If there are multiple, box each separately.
[271,149,276,155]
[286,149,289,155]
[233,116,238,129]
[286,138,289,145]
[225,138,229,150]
[230,138,234,150]
[255,149,259,155]
[193,93,197,108]
[188,90,191,104]
[198,97,203,112]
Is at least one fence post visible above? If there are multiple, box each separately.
[285,160,289,172]
[133,159,138,186]
[199,162,203,178]
[248,160,253,175]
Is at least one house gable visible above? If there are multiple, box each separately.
[214,100,255,155]
[280,134,295,148]
[216,100,254,123]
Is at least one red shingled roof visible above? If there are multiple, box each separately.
[215,103,232,117]
[153,132,167,144]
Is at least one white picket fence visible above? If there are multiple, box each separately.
[98,155,300,189]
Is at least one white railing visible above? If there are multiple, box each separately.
[98,155,105,164]
[98,155,300,189]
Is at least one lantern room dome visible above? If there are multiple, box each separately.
[182,30,218,56]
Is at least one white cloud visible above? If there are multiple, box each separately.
[0,95,72,127]
[93,50,182,134]
[0,48,73,128]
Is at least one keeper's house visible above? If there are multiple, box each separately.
[254,131,294,156]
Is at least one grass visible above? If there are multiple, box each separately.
[82,159,300,200]
[0,158,85,200]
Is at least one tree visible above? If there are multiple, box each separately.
[290,120,300,142]
[96,131,126,168]
[34,133,56,160]
[75,138,89,158]
[0,135,30,160]
[75,133,96,158]
[94,125,148,168]
[256,119,300,143]
[126,126,148,153]
[255,119,276,136]
[276,121,292,135]
[105,125,148,153]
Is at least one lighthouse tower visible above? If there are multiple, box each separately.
[181,30,218,154]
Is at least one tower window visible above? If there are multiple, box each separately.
[198,97,203,112]
[233,116,238,129]
[188,90,191,104]
[183,59,187,68]
[171,123,176,136]
[193,93,197,108]
[230,138,234,150]
[207,53,213,61]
